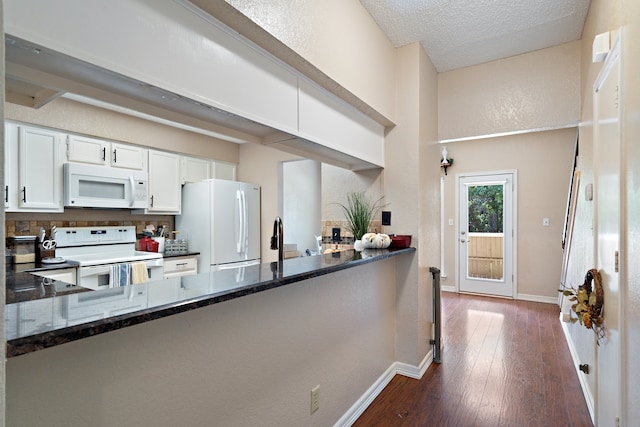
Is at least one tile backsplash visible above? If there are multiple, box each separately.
[320,219,383,251]
[5,210,174,238]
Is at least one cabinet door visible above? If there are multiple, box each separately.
[148,150,181,213]
[18,125,63,211]
[66,134,108,165]
[111,142,145,170]
[5,123,18,209]
[212,161,237,181]
[181,156,211,184]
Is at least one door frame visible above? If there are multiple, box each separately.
[454,169,518,298]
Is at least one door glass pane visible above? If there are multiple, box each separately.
[467,184,504,280]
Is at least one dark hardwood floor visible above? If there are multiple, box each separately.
[353,292,593,427]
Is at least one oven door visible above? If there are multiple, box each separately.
[78,259,163,290]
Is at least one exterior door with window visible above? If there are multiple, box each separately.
[458,172,515,297]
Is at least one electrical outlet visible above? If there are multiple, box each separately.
[310,385,320,414]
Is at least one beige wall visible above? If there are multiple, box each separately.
[384,42,440,365]
[438,41,581,141]
[321,164,383,221]
[237,142,301,263]
[224,0,398,123]
[441,128,576,299]
[5,98,239,163]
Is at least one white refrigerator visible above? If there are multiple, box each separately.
[176,179,261,273]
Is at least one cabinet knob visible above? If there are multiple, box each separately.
[21,186,26,202]
[579,364,590,374]
[150,195,154,208]
[113,148,117,163]
[5,185,8,203]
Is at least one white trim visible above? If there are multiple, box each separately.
[516,293,558,305]
[561,320,596,424]
[440,176,446,276]
[335,352,434,427]
[438,123,577,144]
[441,285,456,293]
[395,351,434,379]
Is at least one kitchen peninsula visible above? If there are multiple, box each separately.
[6,247,414,357]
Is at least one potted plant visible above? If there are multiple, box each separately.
[337,192,385,250]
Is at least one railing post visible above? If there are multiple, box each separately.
[429,267,442,363]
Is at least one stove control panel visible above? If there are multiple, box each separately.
[55,226,137,247]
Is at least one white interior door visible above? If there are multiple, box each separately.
[458,172,515,297]
[594,35,621,427]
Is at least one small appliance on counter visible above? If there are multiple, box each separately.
[7,236,37,264]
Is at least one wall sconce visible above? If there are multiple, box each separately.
[440,146,453,175]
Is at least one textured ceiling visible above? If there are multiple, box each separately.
[359,0,591,72]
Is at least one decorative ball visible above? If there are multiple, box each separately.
[361,233,391,249]
[361,233,377,248]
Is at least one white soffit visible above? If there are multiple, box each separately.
[359,0,591,72]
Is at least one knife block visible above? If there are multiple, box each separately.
[35,242,55,263]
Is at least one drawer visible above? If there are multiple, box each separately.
[163,256,198,278]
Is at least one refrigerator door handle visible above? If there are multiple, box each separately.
[236,190,244,253]
[241,190,248,255]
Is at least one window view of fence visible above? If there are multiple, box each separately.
[467,233,504,280]
[467,185,504,280]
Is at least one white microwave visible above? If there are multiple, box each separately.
[64,163,149,209]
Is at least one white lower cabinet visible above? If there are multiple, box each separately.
[163,256,198,279]
[147,277,181,306]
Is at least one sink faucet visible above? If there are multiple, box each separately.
[270,216,284,262]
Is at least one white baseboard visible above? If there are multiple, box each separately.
[560,320,595,424]
[441,288,558,304]
[516,293,559,304]
[335,351,434,427]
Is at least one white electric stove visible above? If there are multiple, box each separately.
[55,226,163,289]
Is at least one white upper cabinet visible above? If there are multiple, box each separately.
[297,79,385,169]
[6,0,299,136]
[66,134,108,165]
[67,135,146,171]
[6,0,387,173]
[110,142,145,170]
[212,161,237,181]
[181,156,211,184]
[146,150,181,214]
[8,124,64,212]
[5,123,16,209]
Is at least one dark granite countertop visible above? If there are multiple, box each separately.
[162,252,200,259]
[5,247,415,357]
[6,262,87,304]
